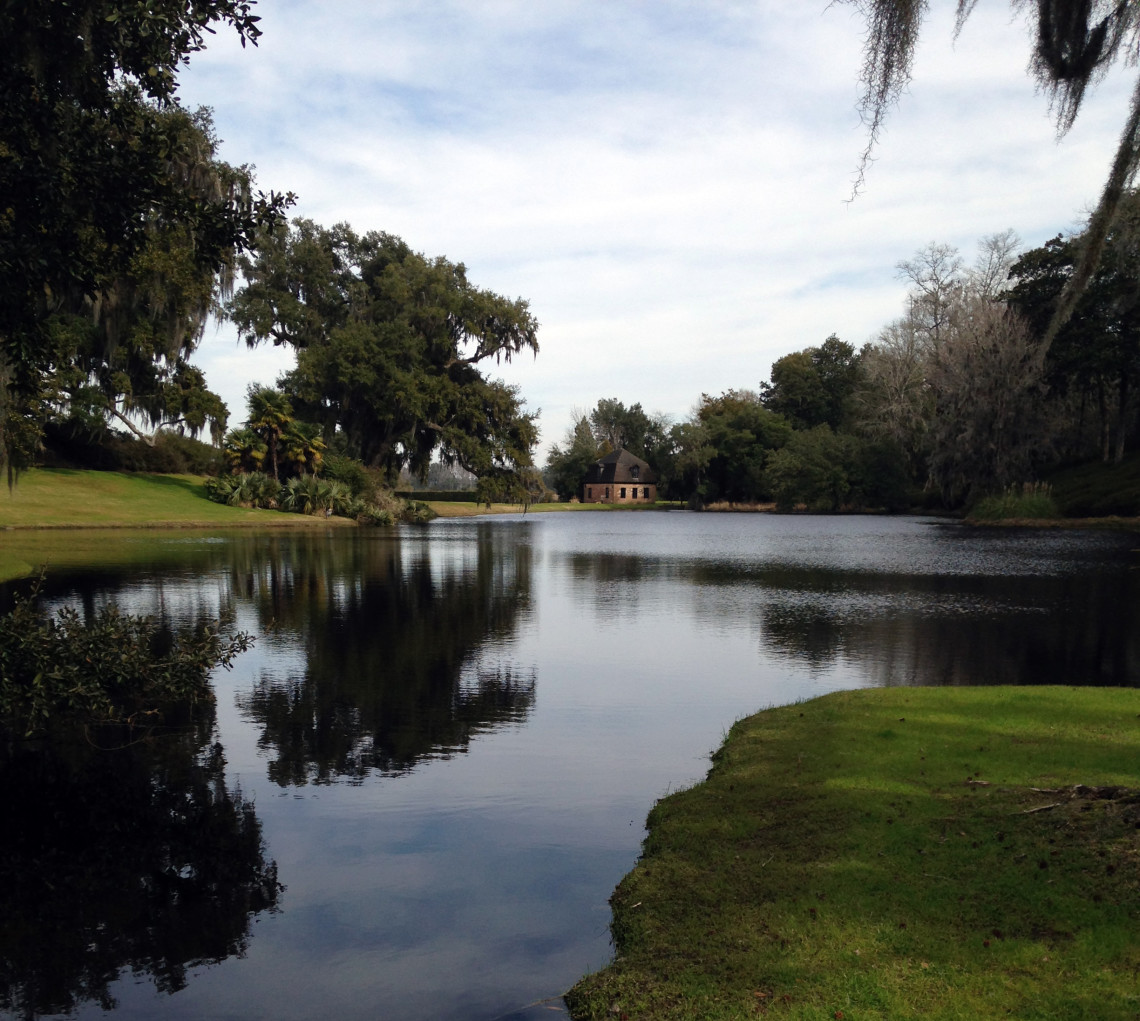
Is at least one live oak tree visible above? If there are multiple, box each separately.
[1,0,290,476]
[36,106,249,454]
[843,0,1140,343]
[696,390,793,503]
[229,219,539,486]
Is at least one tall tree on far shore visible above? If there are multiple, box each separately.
[1006,195,1140,462]
[230,219,539,486]
[760,335,862,431]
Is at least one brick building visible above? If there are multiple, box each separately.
[580,449,657,504]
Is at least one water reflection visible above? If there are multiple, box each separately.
[233,526,536,784]
[0,723,280,1019]
[556,519,1140,687]
[1,515,1137,1020]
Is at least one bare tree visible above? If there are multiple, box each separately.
[925,294,1051,503]
[855,314,933,475]
[969,228,1022,299]
[897,242,965,346]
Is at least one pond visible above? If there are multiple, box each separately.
[1,512,1136,1020]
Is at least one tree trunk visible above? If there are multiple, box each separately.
[1100,383,1111,463]
[1115,373,1130,464]
[269,431,279,481]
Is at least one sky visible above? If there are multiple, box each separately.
[176,1,1136,459]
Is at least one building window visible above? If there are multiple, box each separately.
[631,465,639,479]
[631,487,638,499]
[620,488,626,499]
[587,487,592,499]
[605,487,610,499]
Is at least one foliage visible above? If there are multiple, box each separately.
[544,416,601,500]
[764,427,913,512]
[567,685,1140,1019]
[222,385,325,481]
[765,426,859,511]
[280,474,349,516]
[696,390,792,504]
[0,585,251,737]
[245,384,293,481]
[229,219,539,486]
[204,471,281,509]
[2,4,292,476]
[969,482,1060,520]
[322,453,378,501]
[760,335,863,431]
[222,426,268,475]
[203,469,422,523]
[1006,195,1140,463]
[1045,452,1140,516]
[40,421,223,475]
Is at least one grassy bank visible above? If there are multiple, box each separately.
[0,468,359,530]
[0,469,354,583]
[426,500,684,517]
[567,686,1140,1020]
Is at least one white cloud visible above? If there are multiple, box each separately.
[178,1,1135,455]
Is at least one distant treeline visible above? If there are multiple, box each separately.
[547,215,1140,514]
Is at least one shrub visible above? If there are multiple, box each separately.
[321,455,377,501]
[203,472,281,509]
[356,504,396,526]
[969,482,1060,521]
[281,474,328,515]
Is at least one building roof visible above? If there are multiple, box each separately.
[582,448,657,486]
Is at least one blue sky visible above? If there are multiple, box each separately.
[177,1,1135,457]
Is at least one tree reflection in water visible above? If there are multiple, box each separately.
[0,717,281,1019]
[234,526,536,784]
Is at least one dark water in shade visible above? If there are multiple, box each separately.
[1,513,1136,1020]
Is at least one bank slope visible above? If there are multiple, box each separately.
[0,469,354,582]
[567,686,1140,1021]
[0,468,358,529]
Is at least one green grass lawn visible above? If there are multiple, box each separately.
[0,468,352,582]
[426,500,681,517]
[567,686,1140,1020]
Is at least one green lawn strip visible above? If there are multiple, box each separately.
[426,501,683,517]
[0,469,354,582]
[567,687,1140,1020]
[0,468,355,529]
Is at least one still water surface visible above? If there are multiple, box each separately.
[1,513,1136,1020]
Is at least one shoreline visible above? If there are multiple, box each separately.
[566,686,1140,1020]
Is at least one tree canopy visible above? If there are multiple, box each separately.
[1,0,291,477]
[1006,193,1140,462]
[229,219,540,485]
[760,335,862,431]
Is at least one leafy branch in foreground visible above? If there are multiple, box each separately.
[0,587,252,737]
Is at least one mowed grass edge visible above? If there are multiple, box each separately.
[0,468,353,582]
[566,686,1140,1020]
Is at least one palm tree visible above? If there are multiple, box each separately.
[245,385,293,481]
[281,420,326,477]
